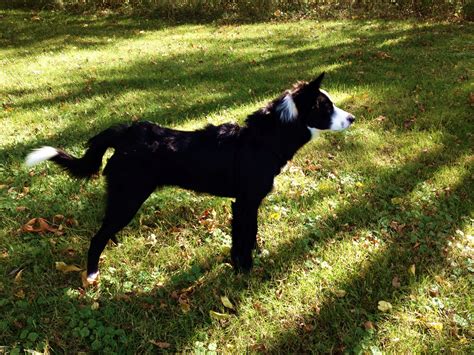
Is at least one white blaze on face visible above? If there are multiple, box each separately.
[330,105,353,131]
[319,89,333,102]
[320,89,354,131]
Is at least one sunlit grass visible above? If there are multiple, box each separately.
[0,10,472,353]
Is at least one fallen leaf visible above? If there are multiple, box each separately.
[408,264,416,276]
[221,296,234,310]
[335,289,347,298]
[149,340,171,349]
[426,321,443,332]
[22,218,59,234]
[364,321,375,330]
[209,310,230,320]
[269,211,281,220]
[403,117,416,129]
[375,51,392,59]
[65,218,78,227]
[145,233,157,245]
[429,287,439,297]
[199,209,217,231]
[91,302,100,310]
[55,262,82,273]
[14,269,23,283]
[392,276,401,288]
[52,214,65,225]
[378,300,393,312]
[3,103,14,111]
[61,247,76,257]
[15,289,25,299]
[180,302,190,313]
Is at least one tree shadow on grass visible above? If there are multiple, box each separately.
[2,21,468,165]
[0,11,172,55]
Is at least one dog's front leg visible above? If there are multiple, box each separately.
[230,199,260,272]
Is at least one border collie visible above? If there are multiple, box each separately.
[26,72,355,282]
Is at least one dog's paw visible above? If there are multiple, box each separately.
[231,252,253,273]
[82,270,100,287]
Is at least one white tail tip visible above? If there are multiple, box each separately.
[25,146,59,167]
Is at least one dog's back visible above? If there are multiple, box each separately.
[103,121,242,197]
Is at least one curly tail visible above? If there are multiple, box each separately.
[25,124,128,178]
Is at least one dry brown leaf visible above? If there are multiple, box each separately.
[209,310,230,320]
[14,269,23,283]
[15,289,25,299]
[377,300,393,312]
[364,321,375,330]
[426,321,443,332]
[180,302,190,313]
[392,276,401,288]
[65,218,78,227]
[55,261,82,273]
[199,209,217,232]
[429,287,439,297]
[53,214,65,225]
[149,340,171,349]
[375,51,392,59]
[22,218,59,234]
[178,296,191,313]
[220,296,234,310]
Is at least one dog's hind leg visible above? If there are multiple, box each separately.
[86,175,156,282]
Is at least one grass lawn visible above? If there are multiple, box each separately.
[1,10,473,353]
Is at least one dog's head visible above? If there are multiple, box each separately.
[275,72,355,137]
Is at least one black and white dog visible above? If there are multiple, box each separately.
[26,73,354,282]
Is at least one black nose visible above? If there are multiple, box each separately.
[347,115,356,124]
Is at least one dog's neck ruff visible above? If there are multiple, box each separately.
[307,127,321,140]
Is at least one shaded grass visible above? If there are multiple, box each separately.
[1,10,473,353]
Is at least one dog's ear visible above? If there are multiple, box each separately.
[308,72,325,89]
[276,93,298,123]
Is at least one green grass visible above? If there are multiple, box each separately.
[1,10,473,353]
